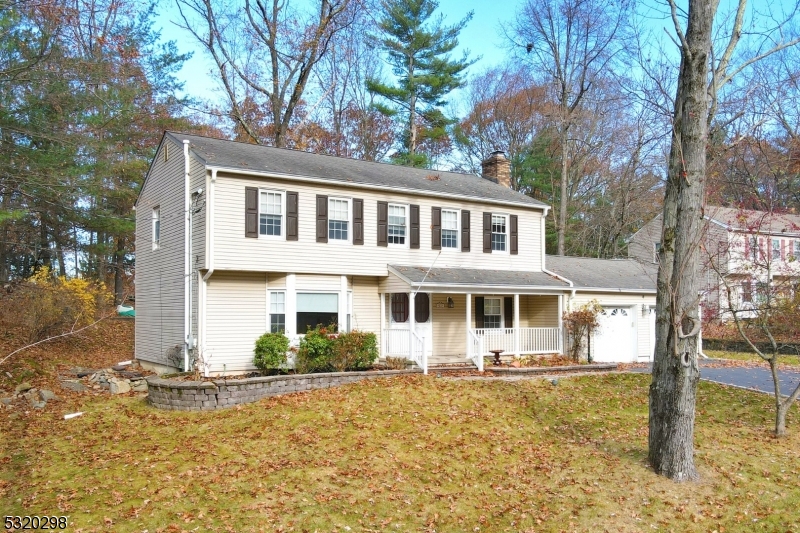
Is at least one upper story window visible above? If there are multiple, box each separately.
[152,207,160,249]
[772,239,781,261]
[328,198,350,242]
[260,191,284,237]
[388,204,407,246]
[441,209,459,249]
[749,236,759,261]
[491,214,507,252]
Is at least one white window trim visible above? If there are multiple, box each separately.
[491,213,510,255]
[328,196,352,244]
[441,208,460,251]
[259,189,286,240]
[483,296,504,329]
[152,207,160,250]
[268,290,287,333]
[387,202,410,248]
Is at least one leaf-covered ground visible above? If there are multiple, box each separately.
[2,371,800,532]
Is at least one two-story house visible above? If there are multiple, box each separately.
[135,132,657,374]
[628,206,800,319]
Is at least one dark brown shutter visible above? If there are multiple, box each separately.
[475,296,485,328]
[286,191,298,241]
[483,212,492,253]
[353,198,364,245]
[461,210,470,252]
[377,201,388,246]
[510,214,518,255]
[316,195,328,243]
[431,207,441,250]
[410,204,420,249]
[504,297,513,328]
[245,187,258,238]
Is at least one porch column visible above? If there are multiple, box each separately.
[408,291,416,363]
[465,293,472,358]
[514,293,520,357]
[379,292,385,358]
[558,294,564,354]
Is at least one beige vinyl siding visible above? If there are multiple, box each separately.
[211,174,544,277]
[380,272,412,293]
[296,273,349,291]
[520,295,559,327]
[571,291,656,361]
[352,276,381,341]
[268,273,287,287]
[205,271,267,373]
[135,138,186,367]
[432,293,467,356]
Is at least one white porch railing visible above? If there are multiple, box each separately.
[472,327,562,355]
[467,329,484,371]
[383,329,427,374]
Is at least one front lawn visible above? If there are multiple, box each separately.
[2,373,800,532]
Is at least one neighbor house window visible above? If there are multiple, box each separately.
[260,191,284,237]
[795,240,800,259]
[297,293,339,332]
[388,204,407,245]
[441,209,459,249]
[152,207,160,249]
[484,298,501,328]
[772,239,781,261]
[491,215,507,252]
[741,279,752,303]
[654,242,661,263]
[328,198,350,241]
[749,236,758,261]
[391,293,409,323]
[269,291,286,333]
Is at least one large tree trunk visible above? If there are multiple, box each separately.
[557,122,568,256]
[648,0,715,482]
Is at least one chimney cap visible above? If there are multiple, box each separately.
[487,150,507,159]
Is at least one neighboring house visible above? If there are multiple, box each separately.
[135,132,657,375]
[628,206,800,319]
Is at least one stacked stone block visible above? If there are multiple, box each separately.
[146,369,422,411]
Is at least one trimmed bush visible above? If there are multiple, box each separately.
[331,330,378,371]
[253,331,290,373]
[295,326,335,374]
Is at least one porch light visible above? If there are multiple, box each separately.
[447,297,455,308]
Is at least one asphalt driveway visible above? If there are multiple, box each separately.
[632,359,800,397]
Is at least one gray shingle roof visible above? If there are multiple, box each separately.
[166,132,548,209]
[389,265,569,288]
[706,206,800,235]
[544,255,657,291]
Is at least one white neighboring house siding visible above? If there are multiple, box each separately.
[570,291,656,361]
[210,173,545,276]
[135,138,187,369]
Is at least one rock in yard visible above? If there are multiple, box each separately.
[131,380,148,393]
[14,382,32,394]
[39,389,58,402]
[76,370,95,378]
[109,379,131,394]
[32,400,46,409]
[0,397,12,406]
[60,380,87,393]
[112,365,128,372]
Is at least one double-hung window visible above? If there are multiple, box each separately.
[328,198,350,242]
[260,191,284,237]
[749,236,759,261]
[152,207,160,249]
[441,209,459,249]
[388,204,407,245]
[772,239,781,261]
[491,214,508,252]
[269,292,286,333]
[795,240,800,259]
[484,298,502,328]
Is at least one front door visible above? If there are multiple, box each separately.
[413,292,433,358]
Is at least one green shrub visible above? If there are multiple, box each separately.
[253,331,289,373]
[295,326,335,374]
[331,330,378,371]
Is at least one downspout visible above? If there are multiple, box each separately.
[183,140,191,372]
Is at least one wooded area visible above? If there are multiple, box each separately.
[1,0,799,296]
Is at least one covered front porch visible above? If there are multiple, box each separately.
[380,265,570,372]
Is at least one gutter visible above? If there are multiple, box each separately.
[183,140,191,372]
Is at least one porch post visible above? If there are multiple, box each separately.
[408,291,416,363]
[379,292,385,358]
[558,294,564,354]
[465,293,472,359]
[514,293,520,357]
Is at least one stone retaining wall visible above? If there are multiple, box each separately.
[146,369,422,411]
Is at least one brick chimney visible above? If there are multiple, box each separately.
[481,150,512,189]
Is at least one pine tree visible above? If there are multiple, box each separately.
[367,0,474,167]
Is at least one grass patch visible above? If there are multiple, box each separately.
[704,349,800,366]
[2,373,800,532]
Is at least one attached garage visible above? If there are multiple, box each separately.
[592,306,637,363]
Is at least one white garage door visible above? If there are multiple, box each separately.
[592,307,637,363]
